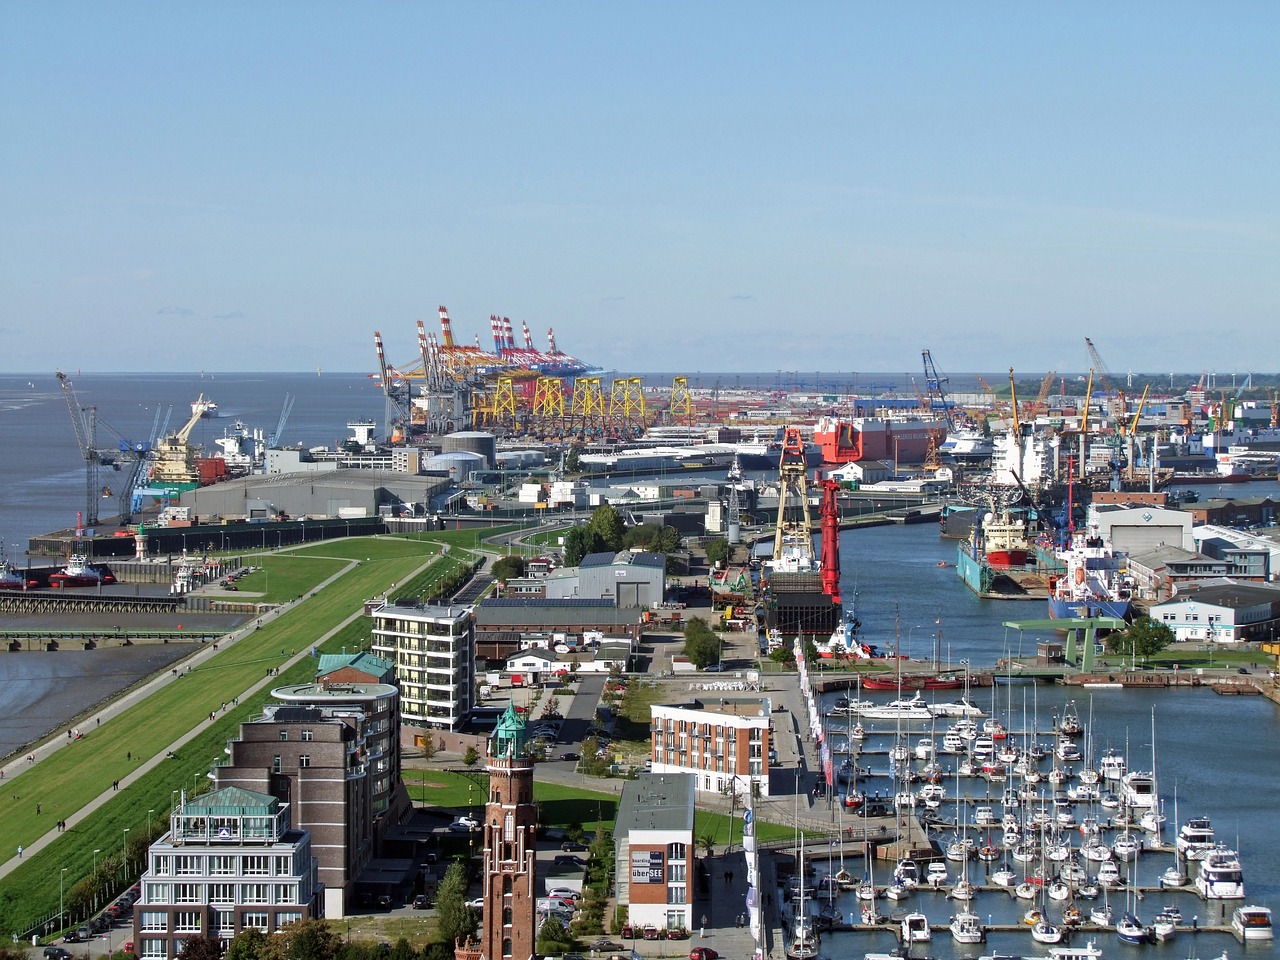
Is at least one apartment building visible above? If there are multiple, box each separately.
[371,602,475,733]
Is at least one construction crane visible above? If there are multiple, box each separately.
[268,394,295,448]
[56,371,152,527]
[920,349,956,429]
[1084,337,1126,420]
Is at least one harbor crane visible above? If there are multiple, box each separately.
[56,371,152,527]
[921,349,957,429]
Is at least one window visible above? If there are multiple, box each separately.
[274,884,296,904]
[214,911,234,934]
[175,912,202,934]
[151,855,172,876]
[667,884,686,904]
[209,884,235,904]
[174,855,203,876]
[145,883,169,903]
[667,842,686,862]
[503,907,512,925]
[279,730,289,741]
[209,855,236,876]
[504,812,514,841]
[301,730,314,741]
[503,876,512,895]
[173,884,201,904]
[241,884,270,904]
[140,912,167,932]
[669,863,686,882]
[274,856,292,876]
[299,755,311,768]
[242,912,269,931]
[273,755,281,773]
[141,939,167,959]
[502,938,512,958]
[242,855,270,876]
[278,912,303,928]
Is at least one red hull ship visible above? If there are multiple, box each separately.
[813,415,941,465]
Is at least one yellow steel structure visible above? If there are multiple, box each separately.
[608,377,647,436]
[532,377,565,419]
[669,376,693,423]
[470,376,520,429]
[569,376,606,436]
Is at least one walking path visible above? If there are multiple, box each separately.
[0,551,443,881]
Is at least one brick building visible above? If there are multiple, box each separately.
[649,699,772,798]
[613,773,695,933]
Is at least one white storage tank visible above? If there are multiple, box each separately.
[441,431,497,468]
[425,451,485,481]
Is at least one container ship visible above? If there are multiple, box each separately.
[813,416,940,466]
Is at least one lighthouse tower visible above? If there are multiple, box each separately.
[134,523,148,561]
[471,702,538,960]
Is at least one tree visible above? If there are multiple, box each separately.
[535,916,576,957]
[178,936,225,960]
[696,831,717,859]
[1106,616,1175,659]
[270,919,340,960]
[226,930,269,960]
[682,617,721,668]
[435,861,476,946]
[463,746,480,768]
[420,731,437,761]
[563,526,589,566]
[704,537,731,567]
[491,555,527,584]
[389,939,415,960]
[586,504,626,552]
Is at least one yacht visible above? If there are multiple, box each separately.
[1099,748,1126,782]
[858,694,935,722]
[1231,905,1273,942]
[1196,845,1246,900]
[1048,940,1104,960]
[1116,911,1149,945]
[1177,816,1217,860]
[1119,771,1157,810]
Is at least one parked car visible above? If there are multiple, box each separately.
[641,926,661,940]
[122,942,134,955]
[591,940,624,952]
[554,854,586,866]
[376,893,394,909]
[412,894,432,909]
[561,840,588,852]
[44,950,72,960]
[691,949,719,960]
[450,816,479,831]
[547,887,582,901]
[465,897,485,910]
[559,751,581,762]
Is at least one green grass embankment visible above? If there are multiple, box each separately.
[0,540,449,938]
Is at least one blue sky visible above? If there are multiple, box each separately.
[2,2,1276,376]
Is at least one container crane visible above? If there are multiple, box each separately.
[56,371,152,526]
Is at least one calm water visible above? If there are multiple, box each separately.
[810,523,1280,960]
[0,372,385,555]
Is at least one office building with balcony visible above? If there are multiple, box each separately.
[133,787,317,959]
[371,603,475,733]
[649,699,772,798]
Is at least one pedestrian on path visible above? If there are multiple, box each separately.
[16,846,21,859]
[35,802,40,815]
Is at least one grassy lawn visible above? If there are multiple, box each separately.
[402,770,620,835]
[229,553,347,603]
[614,679,667,743]
[0,545,437,939]
[695,808,797,847]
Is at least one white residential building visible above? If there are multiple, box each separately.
[372,603,474,732]
[650,699,772,798]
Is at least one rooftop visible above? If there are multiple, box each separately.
[615,773,695,837]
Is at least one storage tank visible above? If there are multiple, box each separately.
[425,451,485,482]
[441,431,497,468]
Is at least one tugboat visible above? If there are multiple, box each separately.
[49,552,115,588]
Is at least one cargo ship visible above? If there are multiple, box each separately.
[1047,526,1132,621]
[813,415,940,465]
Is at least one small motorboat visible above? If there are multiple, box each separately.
[1153,906,1182,942]
[1091,903,1115,926]
[1116,911,1149,945]
[901,912,931,943]
[950,879,975,901]
[927,862,949,889]
[950,911,985,944]
[1096,861,1122,887]
[990,867,1017,887]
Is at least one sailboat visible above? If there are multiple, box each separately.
[786,844,821,959]
[1160,786,1191,889]
[949,778,984,943]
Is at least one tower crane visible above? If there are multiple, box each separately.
[1084,337,1125,419]
[56,371,152,527]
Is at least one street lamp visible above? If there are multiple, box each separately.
[93,848,102,909]
[60,867,67,931]
[122,828,130,878]
[148,809,155,836]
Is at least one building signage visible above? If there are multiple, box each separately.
[631,849,663,883]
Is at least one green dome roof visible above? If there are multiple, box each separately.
[492,700,528,759]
